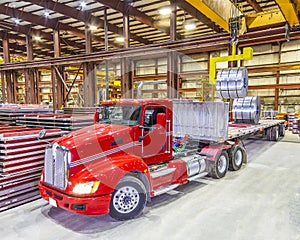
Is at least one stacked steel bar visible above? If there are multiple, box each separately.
[63,107,98,115]
[16,114,94,132]
[292,118,300,134]
[0,126,62,212]
[0,104,53,125]
[288,113,296,131]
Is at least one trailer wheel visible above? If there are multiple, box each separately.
[266,126,279,141]
[208,151,229,179]
[271,126,279,141]
[279,124,285,137]
[229,145,246,171]
[109,175,146,221]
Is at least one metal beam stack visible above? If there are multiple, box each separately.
[0,104,53,125]
[0,127,62,212]
[16,114,94,133]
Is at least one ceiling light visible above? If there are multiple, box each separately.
[116,36,124,42]
[13,18,20,25]
[89,25,97,31]
[43,10,50,18]
[80,1,87,8]
[159,7,171,16]
[185,21,196,30]
[33,36,41,41]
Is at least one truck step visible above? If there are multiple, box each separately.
[188,172,208,181]
[150,168,176,179]
[153,184,179,196]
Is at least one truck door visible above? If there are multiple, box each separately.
[136,106,170,165]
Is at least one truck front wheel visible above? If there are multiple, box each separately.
[207,151,229,179]
[109,175,146,221]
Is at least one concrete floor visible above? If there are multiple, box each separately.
[1,131,300,240]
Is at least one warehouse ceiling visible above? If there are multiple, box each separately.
[0,0,298,60]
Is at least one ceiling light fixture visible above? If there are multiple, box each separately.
[43,10,50,18]
[89,25,97,31]
[33,36,41,41]
[116,36,125,42]
[159,7,172,16]
[185,21,196,30]
[13,18,20,25]
[80,1,87,9]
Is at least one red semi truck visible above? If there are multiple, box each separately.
[39,99,285,220]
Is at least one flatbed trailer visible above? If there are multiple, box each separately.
[227,119,285,141]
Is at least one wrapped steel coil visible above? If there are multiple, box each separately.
[232,96,261,124]
[216,67,248,99]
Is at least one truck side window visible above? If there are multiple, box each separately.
[144,107,165,128]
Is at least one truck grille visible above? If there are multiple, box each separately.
[44,144,70,190]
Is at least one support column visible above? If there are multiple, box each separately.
[167,0,178,98]
[121,1,132,98]
[167,51,178,98]
[104,7,109,100]
[121,58,132,98]
[3,34,13,103]
[170,0,177,42]
[25,35,37,104]
[274,42,282,111]
[83,62,96,106]
[52,29,63,110]
[85,25,92,54]
[83,24,96,106]
[0,71,5,103]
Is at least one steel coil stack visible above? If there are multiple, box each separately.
[216,67,248,99]
[232,96,261,124]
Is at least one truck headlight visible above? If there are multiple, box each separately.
[72,181,100,194]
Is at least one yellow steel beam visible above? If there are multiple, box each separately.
[246,10,286,28]
[186,0,234,32]
[275,0,300,26]
[209,44,253,84]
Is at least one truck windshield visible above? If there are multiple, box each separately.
[102,104,141,126]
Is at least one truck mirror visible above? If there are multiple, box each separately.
[156,113,166,127]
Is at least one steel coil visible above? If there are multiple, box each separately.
[216,67,248,99]
[232,96,261,124]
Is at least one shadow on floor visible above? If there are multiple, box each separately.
[41,180,208,234]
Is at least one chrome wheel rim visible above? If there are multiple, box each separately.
[113,186,140,214]
[218,155,227,173]
[235,149,243,166]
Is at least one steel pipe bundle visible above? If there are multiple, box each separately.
[232,96,261,124]
[216,67,248,99]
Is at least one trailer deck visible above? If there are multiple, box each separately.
[227,119,285,140]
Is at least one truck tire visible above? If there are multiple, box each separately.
[207,151,229,179]
[271,126,279,141]
[109,175,147,221]
[266,126,279,141]
[229,145,246,171]
[279,124,285,137]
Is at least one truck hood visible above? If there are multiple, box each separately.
[53,124,135,164]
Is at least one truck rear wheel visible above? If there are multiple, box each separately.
[279,124,285,137]
[229,145,246,171]
[266,126,279,141]
[109,175,146,221]
[207,151,229,179]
